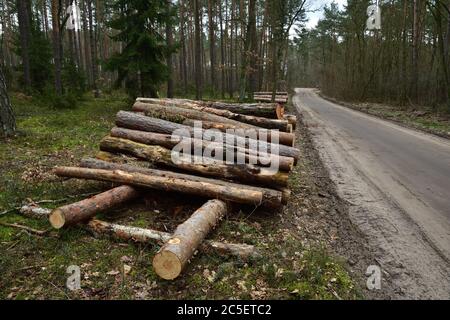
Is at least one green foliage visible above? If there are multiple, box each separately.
[14,25,53,93]
[62,59,86,97]
[105,0,177,98]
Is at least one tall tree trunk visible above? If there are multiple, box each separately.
[0,66,15,137]
[166,1,174,98]
[51,0,63,95]
[179,0,188,93]
[87,0,99,97]
[218,0,226,98]
[17,0,32,90]
[411,0,420,103]
[81,0,92,85]
[207,0,216,95]
[194,0,202,99]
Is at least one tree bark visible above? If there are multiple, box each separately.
[207,0,216,94]
[166,0,174,98]
[79,158,285,207]
[153,199,227,280]
[51,0,63,95]
[18,206,259,260]
[100,136,289,188]
[54,166,281,207]
[110,127,294,171]
[49,185,140,229]
[87,0,99,97]
[134,100,291,132]
[116,111,300,162]
[194,0,202,99]
[88,219,259,260]
[137,98,284,119]
[133,102,255,129]
[0,66,15,137]
[17,0,31,90]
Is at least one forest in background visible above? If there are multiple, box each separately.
[1,0,450,138]
[289,0,450,110]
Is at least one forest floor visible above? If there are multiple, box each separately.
[0,92,379,300]
[319,93,450,140]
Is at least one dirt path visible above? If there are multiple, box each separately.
[294,88,450,300]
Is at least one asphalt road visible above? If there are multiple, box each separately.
[294,88,450,299]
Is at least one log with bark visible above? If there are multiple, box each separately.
[153,199,227,280]
[18,206,260,260]
[110,127,294,172]
[100,136,289,188]
[87,219,259,260]
[283,115,297,130]
[136,98,284,119]
[54,166,283,208]
[132,102,256,129]
[116,111,300,163]
[79,158,286,207]
[179,118,294,146]
[133,103,294,145]
[48,185,140,229]
[133,101,291,132]
[254,92,288,96]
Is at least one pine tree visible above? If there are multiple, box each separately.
[105,0,177,98]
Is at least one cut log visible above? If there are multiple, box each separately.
[283,115,297,130]
[136,98,284,119]
[132,102,256,129]
[134,101,291,132]
[254,91,288,96]
[116,112,300,163]
[49,186,140,229]
[110,127,294,172]
[53,166,284,208]
[18,206,259,260]
[153,199,227,280]
[180,118,295,146]
[87,219,259,260]
[132,103,294,145]
[100,136,289,188]
[79,158,285,207]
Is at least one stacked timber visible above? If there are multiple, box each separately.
[42,97,299,280]
[253,92,289,104]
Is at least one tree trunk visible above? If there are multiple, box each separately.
[116,111,300,162]
[0,66,15,137]
[17,0,31,90]
[79,158,285,207]
[19,206,259,260]
[99,136,289,188]
[132,102,255,129]
[411,0,420,103]
[53,166,277,207]
[110,127,294,171]
[136,98,284,119]
[179,0,188,93]
[194,0,202,99]
[134,100,291,132]
[49,186,140,229]
[87,0,99,97]
[166,0,174,98]
[207,0,216,95]
[153,199,227,280]
[51,0,63,95]
[87,219,258,260]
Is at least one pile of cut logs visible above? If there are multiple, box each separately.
[28,97,299,280]
[253,92,289,104]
